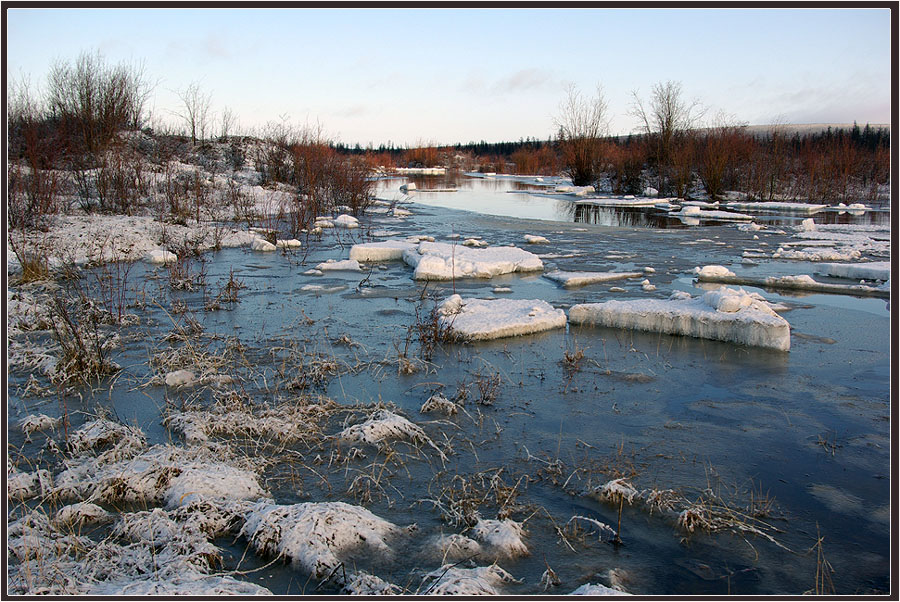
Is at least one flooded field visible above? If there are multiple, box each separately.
[8,177,891,595]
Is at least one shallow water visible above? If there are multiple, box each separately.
[7,182,891,595]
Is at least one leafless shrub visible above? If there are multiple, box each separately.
[554,84,610,186]
[47,50,152,157]
[172,81,212,146]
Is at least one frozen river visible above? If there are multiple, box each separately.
[8,176,891,595]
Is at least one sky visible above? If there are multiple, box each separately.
[5,7,893,147]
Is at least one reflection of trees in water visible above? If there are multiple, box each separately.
[572,204,682,228]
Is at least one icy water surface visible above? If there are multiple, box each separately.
[8,188,891,595]
[379,172,891,229]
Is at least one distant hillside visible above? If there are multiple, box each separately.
[744,123,891,136]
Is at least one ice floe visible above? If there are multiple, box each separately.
[334,214,359,229]
[402,241,543,281]
[350,240,417,262]
[816,261,891,281]
[315,258,362,272]
[437,294,566,341]
[524,234,549,244]
[543,270,643,288]
[695,268,890,298]
[569,288,791,351]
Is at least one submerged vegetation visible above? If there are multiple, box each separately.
[5,50,891,596]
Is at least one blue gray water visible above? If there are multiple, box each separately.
[8,177,890,595]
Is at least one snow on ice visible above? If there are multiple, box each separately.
[437,294,566,341]
[402,241,543,281]
[543,270,644,288]
[569,288,791,351]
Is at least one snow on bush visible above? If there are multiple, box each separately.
[350,240,417,262]
[472,518,529,558]
[543,270,643,288]
[240,501,401,580]
[164,397,338,445]
[165,369,196,387]
[419,564,519,595]
[339,409,446,460]
[424,533,483,563]
[569,288,791,351]
[66,418,146,459]
[52,441,265,506]
[420,393,460,416]
[19,413,59,435]
[436,295,566,341]
[8,468,53,500]
[53,502,112,528]
[402,241,543,281]
[342,571,402,595]
[570,582,632,595]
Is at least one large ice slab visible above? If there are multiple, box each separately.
[543,270,644,288]
[349,240,417,262]
[816,261,891,281]
[438,294,566,340]
[403,241,543,280]
[569,288,791,351]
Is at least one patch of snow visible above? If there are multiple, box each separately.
[276,238,302,248]
[569,288,791,351]
[437,295,566,341]
[463,238,489,248]
[425,533,483,562]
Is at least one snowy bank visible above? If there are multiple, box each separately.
[569,289,791,351]
[438,295,566,341]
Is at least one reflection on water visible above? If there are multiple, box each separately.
[379,172,890,229]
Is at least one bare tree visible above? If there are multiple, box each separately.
[46,51,152,156]
[173,81,212,145]
[553,83,610,186]
[219,105,238,140]
[630,80,703,193]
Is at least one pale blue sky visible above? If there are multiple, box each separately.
[6,7,892,146]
